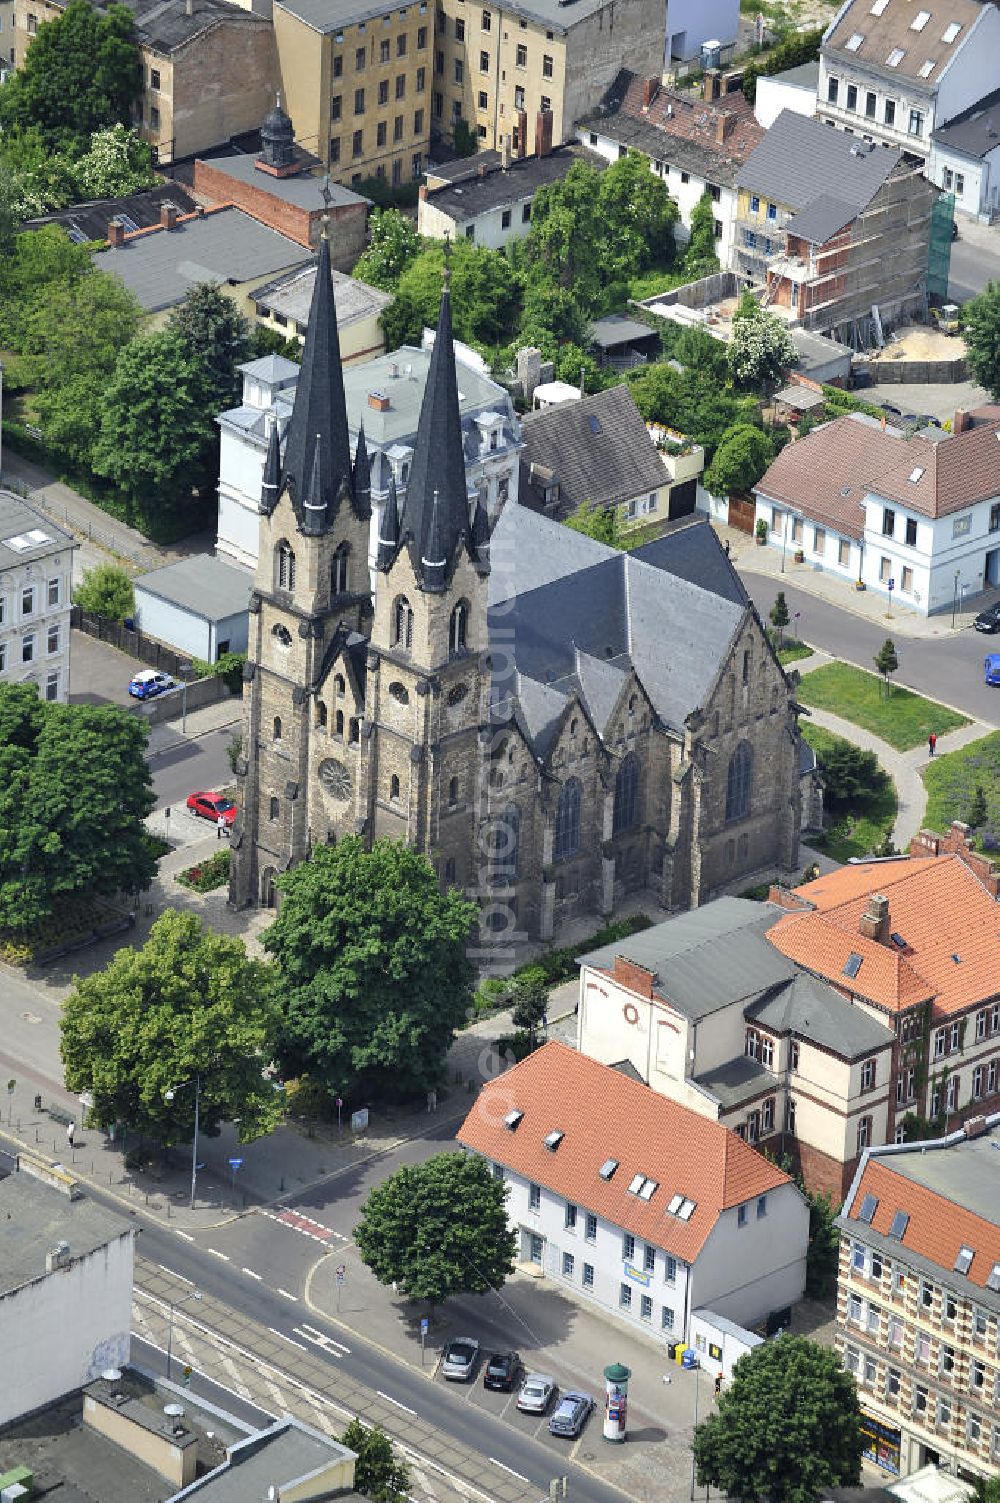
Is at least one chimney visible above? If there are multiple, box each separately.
[714,111,734,144]
[534,108,553,158]
[46,1241,72,1273]
[185,0,193,14]
[858,894,891,944]
[953,408,969,433]
[477,160,489,178]
[160,200,178,230]
[195,204,205,217]
[964,1115,988,1139]
[612,955,656,999]
[642,77,659,109]
[107,217,126,248]
[516,109,527,158]
[418,183,427,201]
[500,132,512,170]
[367,390,390,412]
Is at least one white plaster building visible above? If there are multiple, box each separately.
[754,410,1000,614]
[0,1158,136,1427]
[216,345,522,586]
[929,87,1000,222]
[0,490,76,704]
[459,1040,809,1341]
[754,62,819,130]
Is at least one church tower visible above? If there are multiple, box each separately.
[362,261,492,888]
[230,228,371,908]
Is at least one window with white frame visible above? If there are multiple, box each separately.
[585,1212,597,1241]
[665,1255,677,1284]
[662,1306,675,1330]
[21,585,34,617]
[619,1282,632,1309]
[528,1182,540,1211]
[582,1262,594,1288]
[640,1294,653,1321]
[562,1252,574,1277]
[623,1233,635,1262]
[47,577,60,607]
[47,625,60,655]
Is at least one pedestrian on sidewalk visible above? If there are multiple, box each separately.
[216,813,227,840]
[928,731,937,757]
[67,1120,75,1149]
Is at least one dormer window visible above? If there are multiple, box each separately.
[476,411,504,455]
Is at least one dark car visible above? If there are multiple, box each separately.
[549,1390,595,1438]
[186,791,238,825]
[483,1350,521,1392]
[974,602,1000,634]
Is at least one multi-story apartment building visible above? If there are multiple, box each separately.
[14,0,278,163]
[0,492,76,705]
[816,0,1000,171]
[273,0,434,186]
[459,1040,809,1342]
[836,1115,1000,1481]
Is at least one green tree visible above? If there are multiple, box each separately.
[340,1421,410,1503]
[874,638,899,697]
[353,207,423,290]
[73,562,135,622]
[962,280,1000,400]
[596,150,677,279]
[264,838,478,1103]
[770,590,790,647]
[249,322,302,364]
[683,189,720,278]
[520,281,588,347]
[967,783,989,829]
[168,282,252,415]
[451,118,477,157]
[740,29,823,106]
[693,1334,863,1503]
[61,910,282,1142]
[564,500,622,548]
[72,123,155,200]
[727,294,798,393]
[384,239,521,347]
[554,344,605,394]
[0,686,155,930]
[703,422,773,496]
[0,0,139,152]
[972,1477,1000,1503]
[803,1187,840,1298]
[354,1152,517,1310]
[511,974,548,1045]
[812,739,889,814]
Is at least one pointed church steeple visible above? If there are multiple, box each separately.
[421,491,447,593]
[377,475,400,572]
[403,243,480,587]
[281,229,354,526]
[353,421,371,518]
[261,413,281,515]
[301,432,327,535]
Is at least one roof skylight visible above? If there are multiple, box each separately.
[941,20,961,41]
[886,46,906,65]
[859,1193,879,1223]
[888,1209,910,1241]
[845,31,865,49]
[544,1129,564,1151]
[987,1263,1000,1293]
[918,59,935,77]
[908,466,925,482]
[870,0,889,13]
[843,953,864,979]
[503,1108,523,1131]
[677,1198,696,1221]
[667,1192,684,1214]
[599,1158,619,1180]
[954,1245,974,1275]
[910,10,930,29]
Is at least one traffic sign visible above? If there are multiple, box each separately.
[335,1264,346,1285]
[228,1157,244,1171]
[888,578,895,591]
[420,1317,429,1335]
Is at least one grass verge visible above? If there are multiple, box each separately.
[801,723,898,862]
[796,662,968,751]
[922,729,1000,851]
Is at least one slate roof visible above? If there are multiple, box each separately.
[579,71,763,190]
[630,519,748,606]
[736,110,901,215]
[134,555,252,621]
[487,505,749,739]
[0,492,75,566]
[197,150,368,210]
[753,413,909,540]
[746,972,895,1059]
[422,144,606,224]
[933,87,1000,159]
[694,1054,780,1110]
[823,0,984,91]
[518,384,669,515]
[767,854,1000,1019]
[785,191,862,245]
[22,183,197,243]
[70,0,269,54]
[0,1171,133,1300]
[98,206,310,313]
[252,263,392,329]
[459,1041,794,1262]
[275,0,603,35]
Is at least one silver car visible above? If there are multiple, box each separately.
[441,1337,479,1381]
[516,1373,556,1414]
[549,1390,594,1437]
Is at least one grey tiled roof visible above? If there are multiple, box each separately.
[736,110,900,214]
[253,263,392,329]
[746,972,895,1060]
[932,86,1000,159]
[785,191,860,245]
[275,0,608,35]
[134,555,252,621]
[98,207,311,312]
[23,183,197,242]
[77,0,268,54]
[518,384,670,514]
[423,144,606,224]
[630,520,748,606]
[0,491,75,565]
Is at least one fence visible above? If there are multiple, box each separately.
[72,606,193,679]
[0,470,151,570]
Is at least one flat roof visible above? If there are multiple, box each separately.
[134,554,252,621]
[0,1168,133,1300]
[173,1419,362,1502]
[198,151,369,210]
[885,1122,1000,1225]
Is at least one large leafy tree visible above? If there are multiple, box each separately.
[353,207,423,290]
[628,360,760,463]
[383,239,521,348]
[354,1152,517,1309]
[962,281,1000,400]
[264,838,477,1103]
[340,1421,410,1503]
[61,910,283,1143]
[167,282,252,416]
[727,293,798,393]
[684,189,720,278]
[693,1334,863,1503]
[73,562,135,622]
[0,0,139,152]
[0,685,156,930]
[703,421,773,497]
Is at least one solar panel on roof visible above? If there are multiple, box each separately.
[888,1210,909,1241]
[858,1193,878,1223]
[954,1246,974,1275]
[843,953,863,979]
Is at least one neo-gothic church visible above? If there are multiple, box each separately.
[229,232,805,940]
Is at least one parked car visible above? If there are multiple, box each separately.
[516,1374,556,1414]
[441,1338,479,1381]
[974,602,1000,634]
[186,791,237,825]
[129,669,175,699]
[549,1391,595,1438]
[483,1351,521,1392]
[985,655,1000,686]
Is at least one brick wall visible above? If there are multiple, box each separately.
[193,160,368,264]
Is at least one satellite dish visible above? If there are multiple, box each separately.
[101,1369,122,1383]
[163,1404,185,1418]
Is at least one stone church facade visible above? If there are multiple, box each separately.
[230,232,805,942]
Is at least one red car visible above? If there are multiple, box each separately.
[186,791,237,825]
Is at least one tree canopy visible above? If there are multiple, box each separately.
[693,1334,863,1503]
[354,1152,517,1308]
[73,562,135,622]
[383,238,521,348]
[962,281,1000,401]
[264,838,478,1103]
[353,207,423,290]
[340,1422,410,1503]
[727,294,798,392]
[61,910,282,1143]
[703,421,773,497]
[0,684,156,931]
[684,190,720,279]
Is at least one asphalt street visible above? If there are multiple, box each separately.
[741,573,1000,725]
[147,724,234,811]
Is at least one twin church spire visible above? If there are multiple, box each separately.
[263,228,489,588]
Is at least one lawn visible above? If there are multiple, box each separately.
[796,662,968,751]
[801,723,898,862]
[774,636,812,667]
[923,730,1000,851]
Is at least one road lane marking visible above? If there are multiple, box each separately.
[152,1262,196,1285]
[377,1390,417,1416]
[296,1323,352,1356]
[175,1231,195,1242]
[488,1459,529,1484]
[207,1248,230,1261]
[267,1326,309,1351]
[277,1287,299,1301]
[242,1267,263,1281]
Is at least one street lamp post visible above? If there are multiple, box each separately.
[951,571,961,629]
[166,1289,201,1381]
[689,1360,701,1501]
[165,1074,201,1210]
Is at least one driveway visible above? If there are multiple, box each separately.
[69,628,146,707]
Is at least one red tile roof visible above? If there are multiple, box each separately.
[869,419,1000,518]
[458,1041,792,1260]
[619,77,763,163]
[754,414,907,540]
[768,855,1000,1019]
[847,1154,1000,1290]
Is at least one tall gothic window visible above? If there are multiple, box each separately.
[393,595,413,649]
[726,741,753,822]
[276,540,296,591]
[331,544,349,595]
[553,777,581,862]
[450,600,468,653]
[613,753,639,834]
[492,804,520,881]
